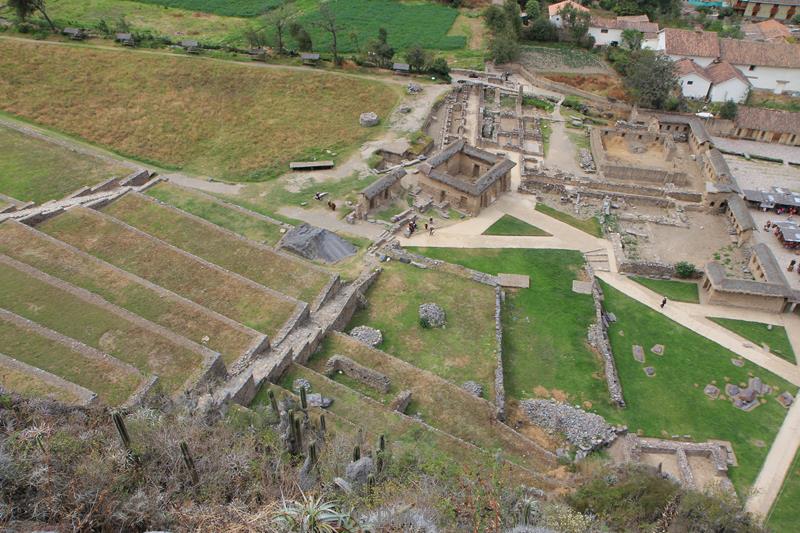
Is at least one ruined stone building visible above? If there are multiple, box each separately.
[354,167,406,219]
[418,140,515,215]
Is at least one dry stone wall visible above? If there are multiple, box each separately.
[585,263,625,407]
[325,355,391,393]
[494,287,506,421]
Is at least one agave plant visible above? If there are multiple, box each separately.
[274,493,357,532]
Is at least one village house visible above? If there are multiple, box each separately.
[742,19,792,41]
[732,0,799,20]
[418,140,515,216]
[548,0,589,28]
[675,58,713,99]
[705,61,751,103]
[588,15,660,48]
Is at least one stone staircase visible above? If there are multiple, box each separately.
[585,247,611,272]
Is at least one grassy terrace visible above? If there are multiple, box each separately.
[535,203,603,237]
[146,182,284,246]
[347,261,496,398]
[0,358,86,405]
[0,316,142,405]
[413,249,603,408]
[0,221,254,364]
[709,318,796,364]
[0,125,129,204]
[630,276,700,304]
[768,448,800,533]
[0,262,203,393]
[309,333,555,472]
[0,39,399,181]
[600,282,795,493]
[102,193,329,302]
[482,214,550,236]
[39,208,295,336]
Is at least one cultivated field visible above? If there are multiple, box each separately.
[0,260,204,393]
[347,261,497,398]
[0,220,256,364]
[133,0,278,17]
[38,208,297,336]
[0,39,399,181]
[102,193,330,302]
[146,182,284,246]
[519,45,609,74]
[0,125,129,204]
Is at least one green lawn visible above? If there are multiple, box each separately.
[146,182,284,245]
[482,214,551,237]
[630,276,700,304]
[347,261,497,399]
[767,448,800,533]
[709,318,796,364]
[535,203,603,237]
[0,125,129,204]
[411,248,603,407]
[600,281,795,494]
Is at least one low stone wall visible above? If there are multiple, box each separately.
[585,263,625,407]
[389,389,413,413]
[311,275,342,313]
[494,287,506,421]
[325,354,391,393]
[121,375,159,409]
[273,303,310,346]
[619,260,675,278]
[382,242,498,286]
[329,268,382,332]
[0,352,98,406]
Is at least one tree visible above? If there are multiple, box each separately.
[623,50,677,109]
[316,2,341,65]
[8,0,56,31]
[719,100,738,120]
[429,57,451,80]
[488,31,520,64]
[366,27,395,68]
[483,5,509,35]
[290,22,312,52]
[675,261,697,278]
[405,45,430,73]
[560,5,590,42]
[523,16,558,42]
[525,0,541,21]
[621,28,643,50]
[263,4,296,54]
[503,0,522,37]
[245,28,268,49]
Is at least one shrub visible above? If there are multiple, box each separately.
[719,100,737,120]
[675,261,697,278]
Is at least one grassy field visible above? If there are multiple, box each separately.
[767,448,800,533]
[146,182,284,245]
[133,0,278,17]
[347,261,497,398]
[0,39,399,181]
[600,281,795,493]
[630,276,700,304]
[0,316,142,405]
[39,208,296,336]
[709,318,796,364]
[413,248,604,408]
[308,332,555,472]
[0,125,129,204]
[102,193,330,302]
[0,221,255,365]
[0,261,204,393]
[535,203,603,237]
[482,214,550,236]
[0,358,86,405]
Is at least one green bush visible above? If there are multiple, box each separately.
[522,96,555,112]
[719,100,737,120]
[675,261,697,278]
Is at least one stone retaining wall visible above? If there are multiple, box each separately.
[494,287,506,421]
[389,389,412,412]
[330,269,382,332]
[325,354,391,393]
[121,375,160,409]
[585,263,625,407]
[382,242,498,286]
[0,352,98,406]
[619,260,675,278]
[311,275,342,313]
[272,303,310,346]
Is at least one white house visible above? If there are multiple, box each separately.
[675,58,712,99]
[706,61,751,102]
[719,38,800,94]
[548,0,589,28]
[588,15,660,47]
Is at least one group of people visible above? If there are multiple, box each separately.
[313,192,337,211]
[407,217,436,236]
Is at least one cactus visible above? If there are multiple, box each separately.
[367,473,375,489]
[378,434,385,452]
[319,414,327,433]
[352,444,361,462]
[300,387,308,410]
[293,416,303,453]
[308,440,318,466]
[180,441,199,484]
[112,412,131,450]
[268,389,278,413]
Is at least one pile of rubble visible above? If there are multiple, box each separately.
[521,399,624,458]
[349,325,383,347]
[579,148,595,173]
[407,82,422,94]
[419,302,446,328]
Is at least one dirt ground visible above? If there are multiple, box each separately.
[543,73,627,100]
[602,137,703,187]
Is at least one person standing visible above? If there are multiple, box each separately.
[660,297,667,309]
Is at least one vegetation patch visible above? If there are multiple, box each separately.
[0,125,129,204]
[133,0,279,17]
[39,208,296,336]
[482,214,551,236]
[630,276,700,304]
[535,203,603,237]
[0,361,85,405]
[519,45,608,73]
[0,39,399,181]
[347,261,496,398]
[768,448,800,532]
[102,193,330,302]
[709,318,796,364]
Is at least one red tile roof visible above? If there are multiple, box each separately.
[663,28,720,58]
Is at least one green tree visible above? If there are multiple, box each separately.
[290,22,312,52]
[366,27,395,68]
[503,0,523,37]
[621,28,643,50]
[429,56,451,80]
[623,50,676,109]
[483,5,510,35]
[405,45,430,73]
[8,0,56,31]
[719,100,738,120]
[525,0,541,20]
[523,16,558,42]
[262,3,296,54]
[316,2,341,65]
[488,31,520,63]
[560,5,591,42]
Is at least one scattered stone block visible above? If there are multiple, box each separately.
[704,384,720,399]
[345,457,375,486]
[731,358,745,367]
[499,273,530,289]
[725,384,740,397]
[632,345,645,363]
[349,326,383,347]
[293,378,311,392]
[607,312,617,323]
[749,377,764,395]
[644,366,656,377]
[572,280,593,295]
[778,391,794,408]
[359,112,379,127]
[419,302,446,328]
[461,381,483,398]
[306,393,333,408]
[651,344,665,356]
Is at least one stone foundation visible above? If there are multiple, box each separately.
[325,354,391,393]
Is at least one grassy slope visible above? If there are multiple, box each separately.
[0,359,84,405]
[482,214,551,237]
[413,248,604,407]
[0,262,203,393]
[535,203,603,237]
[600,281,794,493]
[709,318,796,364]
[0,39,399,181]
[630,276,700,304]
[767,448,800,533]
[146,182,284,245]
[0,221,254,364]
[347,261,497,398]
[132,0,279,17]
[39,208,295,335]
[0,126,129,204]
[102,193,329,302]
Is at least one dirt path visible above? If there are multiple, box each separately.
[543,103,582,175]
[278,206,386,240]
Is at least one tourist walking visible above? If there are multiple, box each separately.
[660,297,667,309]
